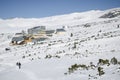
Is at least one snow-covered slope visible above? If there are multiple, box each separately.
[0,8,120,80]
[0,7,119,33]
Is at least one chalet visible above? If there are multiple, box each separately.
[11,32,27,45]
[55,29,66,34]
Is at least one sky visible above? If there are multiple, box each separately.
[0,0,120,19]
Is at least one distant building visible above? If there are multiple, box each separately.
[28,26,46,39]
[55,29,66,34]
[11,33,26,45]
[10,26,66,45]
[28,26,46,35]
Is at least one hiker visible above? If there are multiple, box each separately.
[16,62,21,69]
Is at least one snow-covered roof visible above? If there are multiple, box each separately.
[56,29,65,32]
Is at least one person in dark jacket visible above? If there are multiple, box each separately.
[16,62,21,69]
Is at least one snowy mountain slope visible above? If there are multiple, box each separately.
[100,8,120,18]
[0,8,120,80]
[0,8,120,33]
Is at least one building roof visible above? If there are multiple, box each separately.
[56,29,65,32]
[12,36,24,41]
[15,33,23,35]
[45,30,55,34]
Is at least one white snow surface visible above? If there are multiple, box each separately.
[0,8,120,80]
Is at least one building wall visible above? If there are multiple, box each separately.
[24,38,32,43]
[56,32,66,35]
